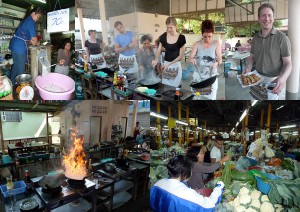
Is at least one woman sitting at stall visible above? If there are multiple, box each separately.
[246,138,265,166]
[186,146,230,190]
[54,40,73,75]
[150,155,224,212]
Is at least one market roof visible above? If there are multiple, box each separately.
[75,0,170,19]
[150,101,300,132]
[225,0,289,26]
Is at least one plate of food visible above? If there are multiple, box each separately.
[237,70,263,88]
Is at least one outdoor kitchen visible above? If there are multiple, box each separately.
[0,100,150,211]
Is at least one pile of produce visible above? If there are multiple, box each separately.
[268,178,300,209]
[222,151,233,187]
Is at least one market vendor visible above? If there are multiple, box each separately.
[210,136,224,163]
[9,7,43,85]
[189,20,222,100]
[114,21,138,78]
[186,146,230,190]
[152,17,186,88]
[243,3,292,95]
[54,40,74,75]
[85,29,106,69]
[150,155,224,211]
[246,138,265,165]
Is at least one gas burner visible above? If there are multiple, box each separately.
[41,186,62,196]
[67,178,86,188]
[162,90,184,98]
[104,168,117,174]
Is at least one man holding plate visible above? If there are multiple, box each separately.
[243,3,292,97]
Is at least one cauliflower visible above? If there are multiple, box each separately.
[233,196,240,208]
[239,194,251,205]
[250,190,261,200]
[260,201,274,212]
[275,208,283,212]
[251,199,261,210]
[245,208,257,212]
[261,195,270,203]
[236,205,247,212]
[239,187,250,196]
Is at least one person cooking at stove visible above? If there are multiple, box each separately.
[9,7,43,85]
[137,34,160,80]
[152,17,186,88]
[189,20,222,100]
[114,21,138,78]
[85,29,106,69]
[54,40,74,75]
[243,3,292,97]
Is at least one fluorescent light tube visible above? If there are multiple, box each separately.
[150,112,168,120]
[280,124,296,129]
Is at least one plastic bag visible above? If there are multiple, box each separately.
[235,156,251,172]
[38,49,51,77]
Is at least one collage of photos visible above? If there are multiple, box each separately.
[0,0,299,212]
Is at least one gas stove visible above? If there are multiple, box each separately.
[162,90,184,99]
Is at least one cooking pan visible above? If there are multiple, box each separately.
[139,78,161,88]
[190,75,217,89]
[105,163,116,172]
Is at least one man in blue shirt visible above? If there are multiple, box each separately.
[114,21,138,76]
[9,7,43,85]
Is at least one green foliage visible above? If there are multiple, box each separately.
[226,20,282,38]
[176,13,224,34]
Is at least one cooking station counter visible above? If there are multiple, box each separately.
[31,176,97,212]
[126,81,194,100]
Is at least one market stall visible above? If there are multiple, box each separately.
[149,100,300,211]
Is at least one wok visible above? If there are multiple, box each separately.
[139,78,161,88]
[105,163,116,172]
[190,75,217,89]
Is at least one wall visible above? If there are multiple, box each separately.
[1,112,47,140]
[60,101,130,148]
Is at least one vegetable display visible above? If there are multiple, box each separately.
[222,151,232,187]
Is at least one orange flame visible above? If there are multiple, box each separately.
[63,128,87,180]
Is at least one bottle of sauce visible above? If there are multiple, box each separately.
[174,87,181,100]
[88,159,93,174]
[6,176,14,191]
[25,170,33,194]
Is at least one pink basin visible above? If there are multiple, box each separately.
[35,73,75,100]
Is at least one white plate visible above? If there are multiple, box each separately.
[136,87,148,92]
[237,70,264,88]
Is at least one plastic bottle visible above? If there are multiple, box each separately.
[113,71,117,86]
[174,87,181,100]
[193,91,201,100]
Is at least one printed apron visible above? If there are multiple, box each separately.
[162,61,182,88]
[192,65,218,100]
[90,53,107,69]
[118,54,138,75]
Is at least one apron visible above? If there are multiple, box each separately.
[162,61,182,88]
[191,65,218,100]
[118,54,138,74]
[90,53,106,69]
[250,75,279,100]
[13,34,30,64]
[54,65,69,75]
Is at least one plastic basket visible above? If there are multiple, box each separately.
[255,173,281,194]
[0,181,26,197]
[112,86,132,96]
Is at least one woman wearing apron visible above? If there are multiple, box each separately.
[54,40,73,75]
[114,21,138,78]
[152,17,186,88]
[189,20,222,100]
[85,29,106,69]
[137,34,159,80]
[9,7,43,85]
